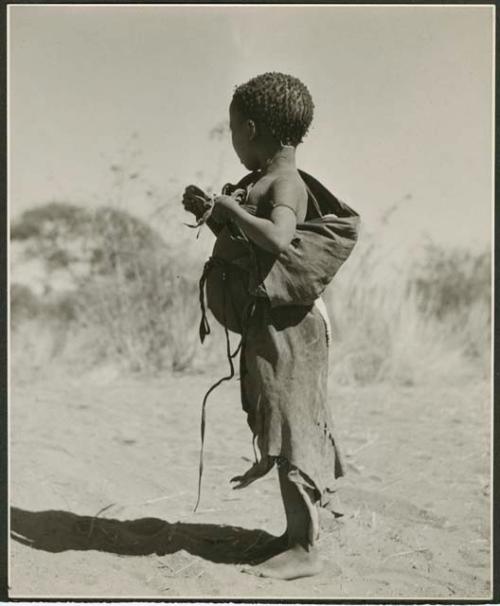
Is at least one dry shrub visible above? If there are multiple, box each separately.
[10,201,207,374]
[10,284,43,327]
[9,289,80,381]
[325,226,491,386]
[76,255,201,372]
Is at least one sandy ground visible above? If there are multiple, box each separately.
[9,362,491,600]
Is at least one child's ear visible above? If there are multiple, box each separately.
[247,119,257,141]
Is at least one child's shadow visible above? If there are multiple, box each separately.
[10,507,277,565]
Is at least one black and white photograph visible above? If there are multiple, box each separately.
[7,3,493,600]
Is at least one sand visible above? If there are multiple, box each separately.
[9,364,491,599]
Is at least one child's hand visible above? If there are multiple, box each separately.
[210,194,239,223]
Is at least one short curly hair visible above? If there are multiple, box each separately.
[231,72,314,147]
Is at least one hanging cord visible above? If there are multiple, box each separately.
[191,188,252,512]
[194,268,243,513]
[198,257,215,343]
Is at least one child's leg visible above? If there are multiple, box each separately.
[245,464,322,580]
[279,464,317,546]
[292,479,320,546]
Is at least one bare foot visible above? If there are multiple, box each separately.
[250,532,288,561]
[243,544,322,580]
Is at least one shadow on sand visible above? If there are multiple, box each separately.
[10,507,278,565]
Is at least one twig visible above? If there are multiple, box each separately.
[317,529,338,544]
[346,461,364,474]
[173,560,196,576]
[95,503,116,517]
[378,477,404,492]
[350,435,379,456]
[383,548,430,563]
[87,503,116,538]
[141,493,185,505]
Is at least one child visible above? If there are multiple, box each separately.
[183,72,359,580]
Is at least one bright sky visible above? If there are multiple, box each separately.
[8,4,494,250]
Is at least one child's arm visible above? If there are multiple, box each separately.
[214,178,302,255]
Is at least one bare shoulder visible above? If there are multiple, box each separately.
[246,170,307,219]
[268,171,307,220]
[270,171,307,201]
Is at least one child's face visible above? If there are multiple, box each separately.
[229,102,259,171]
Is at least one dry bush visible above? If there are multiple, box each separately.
[10,199,207,374]
[325,226,491,386]
[76,257,203,373]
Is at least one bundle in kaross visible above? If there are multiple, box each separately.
[199,170,360,340]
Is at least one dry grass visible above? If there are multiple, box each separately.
[325,224,491,386]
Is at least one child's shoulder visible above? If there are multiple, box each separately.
[238,169,307,219]
[250,169,306,204]
[269,169,307,200]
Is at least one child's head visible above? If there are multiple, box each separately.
[229,72,314,170]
